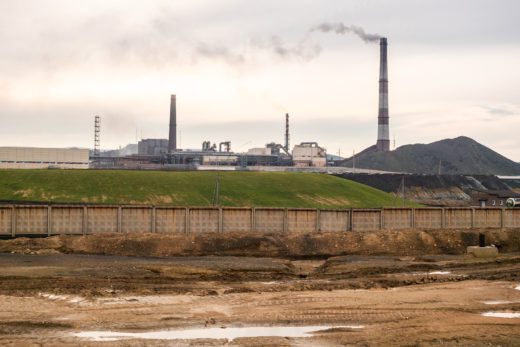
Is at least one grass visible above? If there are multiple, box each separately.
[0,170,419,208]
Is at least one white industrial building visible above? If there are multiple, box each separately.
[292,142,327,167]
[0,147,89,169]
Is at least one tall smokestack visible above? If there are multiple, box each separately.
[284,113,290,151]
[376,37,390,152]
[168,94,177,152]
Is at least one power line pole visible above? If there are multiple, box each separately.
[212,173,220,206]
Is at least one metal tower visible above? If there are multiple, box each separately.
[94,115,101,157]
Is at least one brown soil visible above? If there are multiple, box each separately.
[1,233,520,346]
[1,229,519,258]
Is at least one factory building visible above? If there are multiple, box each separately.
[247,148,272,156]
[0,147,89,169]
[138,139,169,156]
[292,142,327,167]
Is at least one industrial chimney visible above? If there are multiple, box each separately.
[284,113,290,152]
[168,94,177,152]
[376,37,390,152]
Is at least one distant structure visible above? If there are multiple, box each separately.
[168,95,177,152]
[284,113,290,153]
[292,142,326,167]
[0,147,89,169]
[94,115,101,157]
[376,37,390,152]
[138,139,169,156]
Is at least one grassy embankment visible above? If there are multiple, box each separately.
[0,170,418,208]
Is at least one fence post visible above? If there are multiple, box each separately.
[349,209,354,231]
[151,207,156,233]
[11,205,16,238]
[500,208,504,229]
[117,206,122,233]
[218,208,223,233]
[82,206,88,235]
[251,207,255,232]
[380,208,385,230]
[471,208,475,229]
[47,205,52,236]
[185,207,190,234]
[316,209,320,232]
[411,208,415,229]
[441,208,446,229]
[283,208,288,233]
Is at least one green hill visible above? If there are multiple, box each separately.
[0,170,416,208]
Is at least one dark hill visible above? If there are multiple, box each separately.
[340,136,520,175]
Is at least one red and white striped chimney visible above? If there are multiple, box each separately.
[376,37,390,152]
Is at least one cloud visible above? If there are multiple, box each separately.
[481,104,518,117]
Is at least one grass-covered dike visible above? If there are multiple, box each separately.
[0,170,417,208]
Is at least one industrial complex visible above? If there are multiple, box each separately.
[0,38,391,171]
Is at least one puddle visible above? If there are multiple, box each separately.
[39,293,87,305]
[482,312,520,319]
[428,271,451,275]
[482,300,519,305]
[74,325,364,341]
[409,271,455,276]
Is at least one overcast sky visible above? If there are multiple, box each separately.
[1,0,519,160]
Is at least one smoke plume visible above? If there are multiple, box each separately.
[312,22,382,43]
[251,36,321,61]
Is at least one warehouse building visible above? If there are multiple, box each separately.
[292,142,327,167]
[138,139,169,156]
[0,147,89,169]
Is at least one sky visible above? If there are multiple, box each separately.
[1,0,519,160]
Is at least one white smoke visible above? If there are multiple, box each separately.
[312,22,382,43]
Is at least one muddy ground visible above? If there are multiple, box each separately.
[1,232,520,346]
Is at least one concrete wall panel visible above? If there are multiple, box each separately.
[352,210,381,231]
[255,209,284,233]
[384,209,413,230]
[190,209,219,233]
[51,207,84,234]
[0,208,12,235]
[2,205,520,237]
[122,207,152,233]
[223,209,252,232]
[87,207,118,233]
[504,209,520,228]
[445,209,472,229]
[16,206,48,234]
[414,209,442,229]
[155,208,186,233]
[474,209,501,228]
[319,210,349,232]
[287,209,317,233]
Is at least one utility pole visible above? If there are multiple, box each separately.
[212,173,220,206]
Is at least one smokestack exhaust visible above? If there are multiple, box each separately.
[376,37,390,152]
[284,113,290,152]
[168,94,177,152]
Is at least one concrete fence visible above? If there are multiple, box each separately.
[0,205,519,237]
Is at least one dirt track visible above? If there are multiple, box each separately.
[1,234,520,346]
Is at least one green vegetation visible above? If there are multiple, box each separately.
[0,170,418,208]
